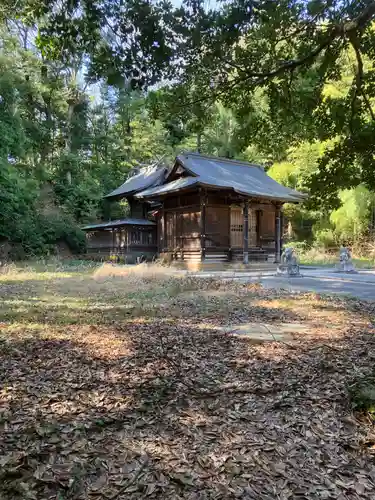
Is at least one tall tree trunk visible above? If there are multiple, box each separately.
[65,99,75,185]
[197,132,202,152]
[64,63,81,185]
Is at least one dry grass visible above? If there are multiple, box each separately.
[92,262,177,281]
[298,247,375,268]
[1,261,375,499]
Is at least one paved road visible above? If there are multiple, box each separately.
[186,268,375,301]
[253,274,375,301]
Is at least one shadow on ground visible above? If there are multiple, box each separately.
[1,271,375,499]
[1,320,375,498]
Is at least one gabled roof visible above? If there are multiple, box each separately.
[135,153,306,203]
[82,218,156,231]
[105,164,167,200]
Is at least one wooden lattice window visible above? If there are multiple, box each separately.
[181,211,200,236]
[230,207,258,247]
[130,230,141,244]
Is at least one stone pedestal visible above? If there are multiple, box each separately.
[336,247,357,273]
[277,247,301,277]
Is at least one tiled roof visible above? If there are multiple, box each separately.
[136,153,306,203]
[105,165,167,200]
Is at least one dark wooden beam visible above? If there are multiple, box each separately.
[275,204,282,263]
[164,204,200,213]
[228,205,232,261]
[243,200,249,264]
[161,202,167,252]
[111,229,115,256]
[256,210,262,247]
[200,190,207,261]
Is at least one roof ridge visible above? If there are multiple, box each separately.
[179,151,262,168]
[128,162,163,178]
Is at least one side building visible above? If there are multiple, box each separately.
[82,164,168,263]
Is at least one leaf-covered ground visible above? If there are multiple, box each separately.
[1,263,375,499]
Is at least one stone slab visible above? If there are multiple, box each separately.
[219,322,306,343]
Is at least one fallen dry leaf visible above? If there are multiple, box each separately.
[0,270,375,499]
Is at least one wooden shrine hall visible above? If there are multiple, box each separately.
[83,153,306,264]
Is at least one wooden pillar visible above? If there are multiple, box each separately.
[163,207,167,252]
[256,210,261,247]
[275,204,282,263]
[200,190,206,261]
[228,205,232,261]
[243,200,249,264]
[126,227,130,255]
[111,229,115,259]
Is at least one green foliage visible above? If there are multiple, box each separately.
[40,216,87,255]
[0,162,39,239]
[8,213,86,260]
[268,140,375,246]
[2,4,375,258]
[268,162,298,189]
[313,228,338,249]
[282,240,309,253]
[10,0,375,201]
[349,379,375,418]
[0,26,173,258]
[202,103,242,158]
[330,186,375,243]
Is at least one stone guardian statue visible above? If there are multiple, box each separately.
[336,247,357,273]
[277,247,301,277]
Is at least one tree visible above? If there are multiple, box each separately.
[18,0,375,204]
[0,21,178,257]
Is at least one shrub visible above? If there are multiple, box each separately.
[283,240,309,252]
[349,380,375,419]
[313,228,337,248]
[10,215,86,259]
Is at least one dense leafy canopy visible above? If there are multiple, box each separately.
[1,0,375,256]
[15,0,375,198]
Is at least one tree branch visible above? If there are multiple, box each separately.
[349,33,375,131]
[273,1,334,45]
[177,1,375,110]
[342,1,375,34]
[232,36,334,81]
[177,39,334,110]
[362,90,375,122]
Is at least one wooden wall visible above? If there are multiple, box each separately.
[158,191,279,262]
[258,205,276,250]
[206,206,230,248]
[164,209,201,250]
[161,193,231,253]
[86,230,113,250]
[230,207,257,247]
[164,193,200,209]
[86,226,157,262]
[129,199,146,218]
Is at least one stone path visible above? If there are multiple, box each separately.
[218,322,307,343]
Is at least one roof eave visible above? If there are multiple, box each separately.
[82,219,156,231]
[136,180,306,204]
[104,190,137,201]
[104,165,168,200]
[135,179,200,199]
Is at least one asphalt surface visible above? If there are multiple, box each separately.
[188,268,375,301]
[253,273,375,301]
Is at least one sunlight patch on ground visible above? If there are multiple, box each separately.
[1,263,375,499]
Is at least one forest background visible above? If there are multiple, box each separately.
[2,0,375,261]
